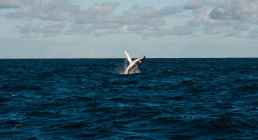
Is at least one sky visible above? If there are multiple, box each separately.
[0,0,258,58]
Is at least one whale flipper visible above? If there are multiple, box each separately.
[124,51,132,64]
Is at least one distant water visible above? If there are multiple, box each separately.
[1,58,258,139]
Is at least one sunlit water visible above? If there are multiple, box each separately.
[1,58,258,139]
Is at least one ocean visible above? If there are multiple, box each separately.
[1,58,258,139]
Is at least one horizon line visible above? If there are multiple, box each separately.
[0,57,258,59]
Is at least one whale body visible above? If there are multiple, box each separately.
[124,51,145,74]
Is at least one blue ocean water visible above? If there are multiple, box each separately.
[1,58,258,140]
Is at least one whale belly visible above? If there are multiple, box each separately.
[124,62,141,74]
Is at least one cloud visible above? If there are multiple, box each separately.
[170,20,201,35]
[204,25,220,34]
[0,0,24,8]
[75,2,120,23]
[185,0,211,9]
[10,1,183,37]
[143,27,169,37]
[139,6,182,18]
[4,0,258,39]
[132,3,140,11]
[194,8,224,25]
[42,21,66,36]
[73,3,183,36]
[103,25,130,34]
[79,28,95,35]
[210,0,258,21]
[233,23,250,31]
[134,17,166,26]
[6,0,79,21]
[18,21,66,37]
[209,8,233,20]
[65,26,100,36]
[103,24,147,35]
[223,31,240,37]
[75,4,180,27]
[206,28,220,34]
[142,36,150,40]
[170,25,196,35]
[127,24,147,31]
[188,0,258,37]
[63,24,85,35]
[93,32,104,37]
[190,35,199,37]
[18,23,37,35]
[4,1,185,38]
[92,23,122,29]
[188,0,258,29]
[249,28,258,39]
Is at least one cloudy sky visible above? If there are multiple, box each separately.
[0,0,258,58]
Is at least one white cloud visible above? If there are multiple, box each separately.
[204,25,220,34]
[4,0,258,39]
[189,0,258,37]
[127,24,147,31]
[43,21,66,36]
[103,25,129,34]
[211,0,258,21]
[206,29,220,34]
[0,0,24,8]
[75,4,180,27]
[75,2,120,23]
[92,23,122,29]
[195,8,224,25]
[139,6,182,18]
[4,1,184,37]
[192,0,258,26]
[6,0,79,21]
[73,3,183,36]
[185,0,211,9]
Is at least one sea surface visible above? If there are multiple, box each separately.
[1,58,258,140]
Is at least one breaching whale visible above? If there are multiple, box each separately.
[124,51,145,74]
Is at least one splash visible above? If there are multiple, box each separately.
[124,58,128,73]
[114,59,128,74]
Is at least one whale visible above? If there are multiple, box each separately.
[124,51,145,74]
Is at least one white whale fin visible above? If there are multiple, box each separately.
[124,51,132,64]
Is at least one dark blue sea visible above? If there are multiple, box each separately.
[1,58,258,140]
